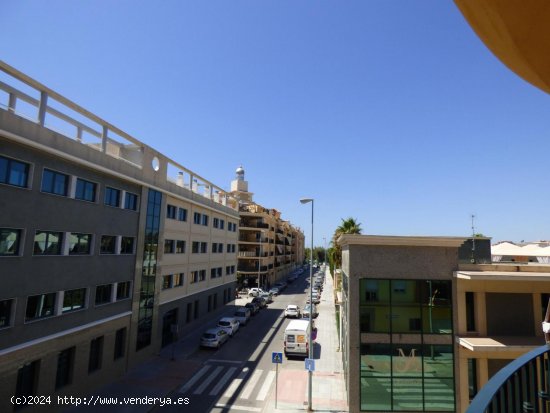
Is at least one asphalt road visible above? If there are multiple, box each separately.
[154,269,319,413]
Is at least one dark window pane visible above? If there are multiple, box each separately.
[100,235,116,254]
[0,156,30,188]
[95,284,112,305]
[120,237,134,254]
[41,169,68,196]
[16,360,40,397]
[0,228,21,256]
[178,208,187,221]
[116,281,131,300]
[124,192,138,210]
[55,347,75,389]
[88,336,104,373]
[104,187,120,207]
[424,378,455,411]
[114,328,126,360]
[393,378,423,411]
[62,288,86,312]
[26,293,56,321]
[360,376,391,411]
[75,178,96,202]
[69,233,91,255]
[0,299,13,328]
[33,231,63,255]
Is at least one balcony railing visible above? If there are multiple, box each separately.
[0,61,238,211]
[466,344,550,413]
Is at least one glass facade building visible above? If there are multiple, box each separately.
[359,279,455,412]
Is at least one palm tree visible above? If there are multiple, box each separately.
[331,217,362,269]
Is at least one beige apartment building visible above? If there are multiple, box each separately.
[0,61,238,411]
[229,166,304,289]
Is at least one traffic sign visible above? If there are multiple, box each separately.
[305,358,315,371]
[272,352,283,364]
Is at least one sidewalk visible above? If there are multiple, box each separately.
[67,266,348,413]
[264,266,348,412]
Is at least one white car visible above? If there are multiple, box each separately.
[285,304,301,318]
[234,307,251,326]
[248,287,265,297]
[218,317,240,336]
[200,327,229,348]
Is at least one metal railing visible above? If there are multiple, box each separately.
[0,60,238,211]
[467,344,550,413]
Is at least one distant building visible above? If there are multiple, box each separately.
[338,234,550,413]
[0,61,239,411]
[229,166,304,289]
[492,241,550,263]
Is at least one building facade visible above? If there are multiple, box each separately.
[229,167,304,289]
[0,61,239,411]
[338,234,550,413]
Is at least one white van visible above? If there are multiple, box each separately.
[284,319,315,358]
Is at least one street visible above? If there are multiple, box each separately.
[153,266,346,413]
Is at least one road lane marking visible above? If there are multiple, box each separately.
[194,365,224,395]
[209,366,237,396]
[214,404,261,412]
[223,367,250,398]
[179,365,210,393]
[256,370,276,400]
[240,369,263,399]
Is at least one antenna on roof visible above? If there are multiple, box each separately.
[471,214,476,264]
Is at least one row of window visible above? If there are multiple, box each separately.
[187,241,237,254]
[0,282,131,328]
[162,273,184,290]
[166,204,187,221]
[16,329,126,397]
[1,154,139,210]
[0,228,135,256]
[179,287,233,324]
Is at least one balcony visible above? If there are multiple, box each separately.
[237,264,268,273]
[239,221,269,229]
[467,344,550,413]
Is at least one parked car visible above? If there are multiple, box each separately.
[269,287,280,296]
[200,327,229,348]
[217,317,240,336]
[245,302,260,315]
[302,303,318,319]
[259,292,273,303]
[234,307,251,326]
[306,292,321,304]
[248,287,266,297]
[252,296,267,308]
[274,282,287,291]
[285,304,301,318]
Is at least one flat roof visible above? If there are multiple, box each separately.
[456,271,550,281]
[338,234,473,247]
[458,336,542,352]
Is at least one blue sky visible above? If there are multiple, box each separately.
[2,1,550,247]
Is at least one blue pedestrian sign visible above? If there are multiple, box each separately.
[272,352,283,364]
[305,358,315,371]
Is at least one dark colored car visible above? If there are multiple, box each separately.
[252,296,267,308]
[245,302,260,315]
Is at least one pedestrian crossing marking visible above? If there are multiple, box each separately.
[213,404,261,412]
[240,369,263,399]
[179,365,210,393]
[256,370,276,401]
[209,367,237,396]
[223,367,250,398]
[194,365,224,395]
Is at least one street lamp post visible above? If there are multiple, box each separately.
[300,197,314,412]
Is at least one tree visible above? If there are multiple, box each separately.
[330,217,362,270]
